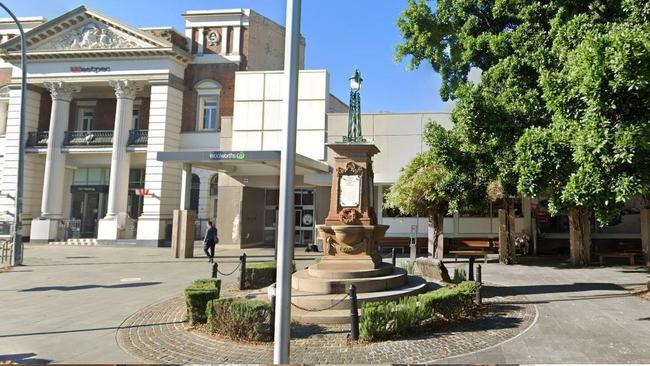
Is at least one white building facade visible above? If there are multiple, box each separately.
[0,5,642,256]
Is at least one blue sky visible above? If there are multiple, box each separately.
[1,0,449,113]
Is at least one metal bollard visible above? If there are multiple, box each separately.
[239,253,247,290]
[477,264,482,284]
[391,248,396,267]
[270,294,276,334]
[212,262,218,278]
[468,256,475,281]
[349,284,359,341]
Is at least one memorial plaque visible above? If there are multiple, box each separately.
[339,175,360,207]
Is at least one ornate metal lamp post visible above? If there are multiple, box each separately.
[0,2,27,266]
[344,68,365,143]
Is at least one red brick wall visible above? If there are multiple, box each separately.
[94,99,116,130]
[181,63,237,132]
[0,68,12,87]
[138,98,150,129]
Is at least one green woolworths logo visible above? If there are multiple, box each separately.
[209,151,247,160]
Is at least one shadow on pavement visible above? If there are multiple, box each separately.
[18,281,162,292]
[484,282,626,297]
[0,352,52,364]
[0,321,183,338]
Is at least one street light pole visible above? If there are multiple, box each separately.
[273,0,301,363]
[0,2,27,266]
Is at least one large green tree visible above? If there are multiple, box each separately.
[397,0,650,266]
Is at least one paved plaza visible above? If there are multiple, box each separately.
[0,244,648,364]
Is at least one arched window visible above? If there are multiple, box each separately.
[195,80,222,131]
[190,174,200,211]
[209,174,219,196]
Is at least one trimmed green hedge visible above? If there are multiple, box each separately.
[207,298,273,342]
[244,262,296,289]
[360,281,480,341]
[184,278,221,325]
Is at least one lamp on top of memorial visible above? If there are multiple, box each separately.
[345,68,365,143]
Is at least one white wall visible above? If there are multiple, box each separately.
[231,70,329,161]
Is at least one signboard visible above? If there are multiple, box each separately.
[209,151,247,160]
[339,175,360,208]
[70,185,109,193]
[70,66,111,73]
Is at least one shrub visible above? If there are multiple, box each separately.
[184,278,221,325]
[207,298,272,342]
[452,267,467,284]
[244,261,297,289]
[399,260,416,275]
[359,281,480,341]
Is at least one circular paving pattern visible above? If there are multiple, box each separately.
[116,289,537,364]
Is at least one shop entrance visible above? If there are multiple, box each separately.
[264,189,315,247]
[70,188,108,238]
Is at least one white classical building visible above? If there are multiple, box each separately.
[0,5,644,257]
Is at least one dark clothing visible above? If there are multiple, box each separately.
[203,226,218,260]
[204,226,217,244]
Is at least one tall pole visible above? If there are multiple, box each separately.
[273,0,301,363]
[0,3,27,266]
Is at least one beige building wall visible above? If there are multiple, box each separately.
[247,11,305,71]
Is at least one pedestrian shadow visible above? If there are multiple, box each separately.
[18,281,162,292]
[1,320,183,338]
[290,323,344,339]
[0,352,52,364]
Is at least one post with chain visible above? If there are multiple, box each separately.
[349,284,359,341]
[270,293,276,336]
[239,253,247,290]
[212,262,218,279]
[468,256,475,281]
[477,264,482,284]
[391,248,396,267]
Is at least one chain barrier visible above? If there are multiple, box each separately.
[290,293,349,312]
[215,262,242,276]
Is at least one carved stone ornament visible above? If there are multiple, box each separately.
[337,161,364,176]
[44,81,74,102]
[326,235,367,255]
[206,31,220,46]
[339,208,361,225]
[34,21,149,51]
[109,80,138,100]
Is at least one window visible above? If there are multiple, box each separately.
[194,80,222,131]
[77,106,95,131]
[209,175,219,196]
[190,174,200,211]
[200,96,219,130]
[132,108,141,130]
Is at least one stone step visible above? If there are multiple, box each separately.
[49,239,98,246]
[307,261,395,279]
[292,267,408,294]
[290,275,427,315]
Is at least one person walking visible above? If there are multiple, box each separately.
[203,221,218,263]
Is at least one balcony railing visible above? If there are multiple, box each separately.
[127,129,148,146]
[26,131,49,147]
[64,130,114,146]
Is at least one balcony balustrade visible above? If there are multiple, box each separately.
[26,131,49,147]
[127,129,148,146]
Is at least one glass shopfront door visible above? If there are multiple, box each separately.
[70,190,108,238]
[294,190,315,246]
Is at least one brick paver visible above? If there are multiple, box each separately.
[116,287,536,364]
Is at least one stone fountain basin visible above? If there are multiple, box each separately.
[317,224,389,245]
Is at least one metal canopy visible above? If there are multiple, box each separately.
[156,150,330,176]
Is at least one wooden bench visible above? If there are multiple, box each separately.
[378,237,427,255]
[595,241,644,265]
[448,239,499,264]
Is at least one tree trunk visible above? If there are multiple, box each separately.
[568,206,591,266]
[640,208,650,268]
[427,211,444,259]
[498,202,516,264]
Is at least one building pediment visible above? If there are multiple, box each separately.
[31,20,154,51]
[0,5,191,62]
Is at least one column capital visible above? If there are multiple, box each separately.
[44,81,74,102]
[109,80,138,100]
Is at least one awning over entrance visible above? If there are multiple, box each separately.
[156,150,330,176]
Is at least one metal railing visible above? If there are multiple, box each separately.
[1,238,12,265]
[127,129,148,146]
[26,131,49,147]
[63,130,113,146]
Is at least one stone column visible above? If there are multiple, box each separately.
[180,163,192,210]
[30,82,73,242]
[97,80,136,241]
